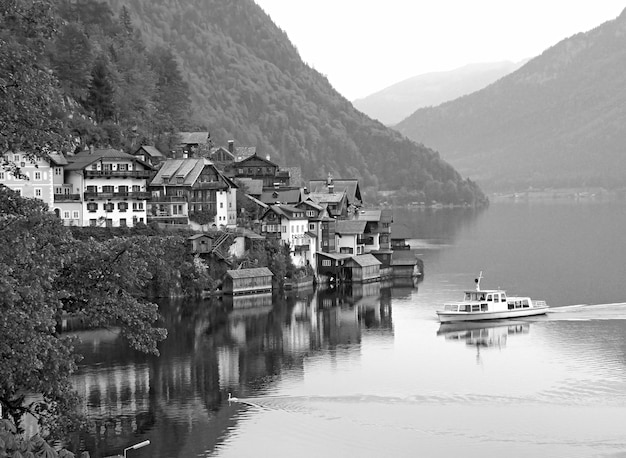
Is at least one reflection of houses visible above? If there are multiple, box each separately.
[222,267,273,295]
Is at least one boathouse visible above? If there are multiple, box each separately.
[222,267,273,295]
[343,254,381,283]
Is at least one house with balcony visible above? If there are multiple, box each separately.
[232,153,290,188]
[133,145,165,167]
[259,204,314,268]
[59,148,153,227]
[149,158,238,228]
[335,220,367,255]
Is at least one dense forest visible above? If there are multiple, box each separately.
[0,0,486,205]
[396,8,626,192]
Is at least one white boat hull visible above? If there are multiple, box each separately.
[437,305,549,323]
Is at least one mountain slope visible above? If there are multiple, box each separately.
[354,61,523,126]
[103,0,485,205]
[395,9,626,192]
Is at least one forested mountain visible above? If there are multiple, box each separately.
[395,9,626,192]
[94,0,484,205]
[353,61,523,126]
[1,0,485,204]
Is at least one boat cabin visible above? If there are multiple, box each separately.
[443,289,533,313]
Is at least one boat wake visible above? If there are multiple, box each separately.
[547,302,626,320]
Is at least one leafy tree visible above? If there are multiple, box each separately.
[0,186,166,434]
[0,0,69,170]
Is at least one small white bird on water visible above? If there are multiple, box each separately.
[228,392,239,402]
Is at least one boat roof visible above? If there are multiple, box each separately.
[466,289,506,294]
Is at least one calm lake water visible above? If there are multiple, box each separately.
[73,200,626,458]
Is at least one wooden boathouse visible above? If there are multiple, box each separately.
[222,267,273,295]
[343,254,382,283]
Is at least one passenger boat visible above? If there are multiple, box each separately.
[436,272,548,323]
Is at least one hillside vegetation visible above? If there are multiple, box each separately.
[396,9,626,192]
[99,0,485,205]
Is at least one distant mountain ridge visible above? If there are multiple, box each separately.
[395,9,626,192]
[102,0,485,205]
[353,61,524,126]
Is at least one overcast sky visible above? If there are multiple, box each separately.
[254,1,625,100]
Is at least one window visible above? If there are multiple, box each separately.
[309,223,315,231]
[487,294,492,301]
[118,185,128,194]
[91,164,98,170]
[89,219,97,227]
[132,202,144,211]
[119,219,127,227]
[481,304,488,311]
[105,219,112,227]
[34,172,42,180]
[13,154,20,162]
[472,304,481,312]
[102,164,112,171]
[322,260,331,267]
[220,202,223,208]
[86,185,97,192]
[102,185,114,193]
[0,172,4,180]
[73,211,79,219]
[132,185,141,192]
[104,203,114,212]
[118,202,128,212]
[35,188,42,197]
[118,164,128,171]
[55,168,62,176]
[87,202,98,212]
[282,225,286,233]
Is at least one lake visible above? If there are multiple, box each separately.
[73,199,626,457]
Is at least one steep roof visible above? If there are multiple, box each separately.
[47,151,68,166]
[233,146,257,161]
[235,178,263,195]
[135,145,164,158]
[308,178,361,204]
[262,204,307,220]
[236,153,277,167]
[307,191,346,204]
[352,209,382,222]
[65,149,138,171]
[260,188,302,205]
[150,158,235,188]
[226,267,273,279]
[336,220,367,234]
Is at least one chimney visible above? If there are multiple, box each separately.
[328,183,334,194]
[89,145,94,155]
[266,154,271,161]
[228,140,234,153]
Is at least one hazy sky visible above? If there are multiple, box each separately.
[254,1,625,100]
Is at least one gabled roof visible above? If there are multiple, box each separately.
[260,188,302,205]
[226,267,273,279]
[188,233,215,240]
[236,153,278,168]
[390,223,413,240]
[261,204,307,221]
[297,199,323,211]
[135,145,164,158]
[150,158,235,188]
[308,178,362,204]
[307,190,346,204]
[65,149,140,171]
[316,252,353,261]
[47,152,68,166]
[233,146,257,162]
[209,146,236,161]
[178,132,209,144]
[349,254,381,267]
[336,220,367,235]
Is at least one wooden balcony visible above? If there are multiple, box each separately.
[84,191,151,200]
[54,194,81,202]
[84,170,153,179]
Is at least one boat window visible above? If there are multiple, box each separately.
[508,302,514,310]
[479,294,486,301]
[481,304,488,311]
[523,299,529,308]
[471,304,480,312]
[487,294,492,301]
[494,294,500,303]
[515,301,522,309]
[444,304,457,311]
[465,293,471,301]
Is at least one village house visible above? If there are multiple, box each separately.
[177,132,211,157]
[335,219,367,255]
[259,204,315,268]
[222,267,273,295]
[60,148,153,228]
[232,153,290,188]
[343,254,382,283]
[133,145,165,167]
[149,158,238,228]
[308,176,363,209]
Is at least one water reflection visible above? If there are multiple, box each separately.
[72,282,409,457]
[437,321,530,363]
